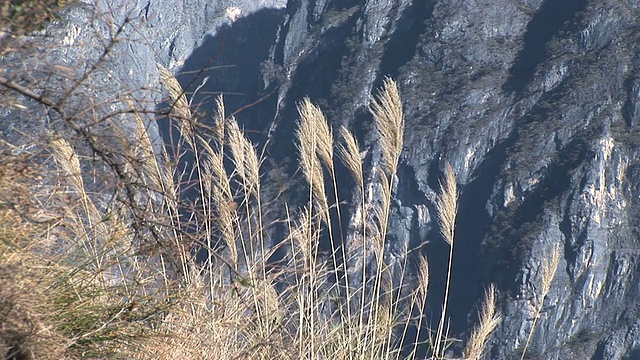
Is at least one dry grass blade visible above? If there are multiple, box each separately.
[337,126,363,189]
[463,284,501,360]
[436,163,458,247]
[370,77,404,176]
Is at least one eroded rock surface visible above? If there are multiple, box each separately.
[264,1,640,358]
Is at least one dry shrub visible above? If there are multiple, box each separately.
[0,145,135,358]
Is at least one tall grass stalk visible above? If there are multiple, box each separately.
[433,162,459,358]
[367,78,405,360]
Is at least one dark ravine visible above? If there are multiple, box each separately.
[4,0,640,359]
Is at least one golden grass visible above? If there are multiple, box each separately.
[49,135,112,269]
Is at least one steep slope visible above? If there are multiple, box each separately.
[262,0,640,358]
[4,0,640,358]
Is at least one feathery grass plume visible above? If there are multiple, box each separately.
[296,99,329,223]
[307,98,335,171]
[124,98,165,194]
[212,95,226,142]
[463,284,501,360]
[207,149,234,205]
[370,77,404,176]
[372,167,392,258]
[520,244,561,360]
[338,126,369,327]
[203,152,238,265]
[338,126,364,190]
[299,98,347,288]
[416,255,430,300]
[197,127,233,205]
[226,117,247,185]
[49,136,110,266]
[226,117,260,198]
[434,162,459,358]
[540,245,561,297]
[157,64,192,122]
[363,78,405,357]
[48,136,85,202]
[157,63,194,148]
[234,118,265,275]
[225,115,265,280]
[290,207,316,273]
[242,130,261,198]
[436,162,458,247]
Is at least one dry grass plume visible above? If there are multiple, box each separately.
[463,284,501,360]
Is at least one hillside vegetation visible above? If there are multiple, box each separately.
[0,2,573,359]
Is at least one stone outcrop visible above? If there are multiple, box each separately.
[261,0,640,359]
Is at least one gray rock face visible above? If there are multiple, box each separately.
[263,0,640,358]
[5,0,640,358]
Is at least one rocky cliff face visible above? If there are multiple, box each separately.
[260,0,640,359]
[4,0,640,359]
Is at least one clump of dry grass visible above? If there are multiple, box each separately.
[0,144,168,359]
[0,153,67,358]
[1,40,505,360]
